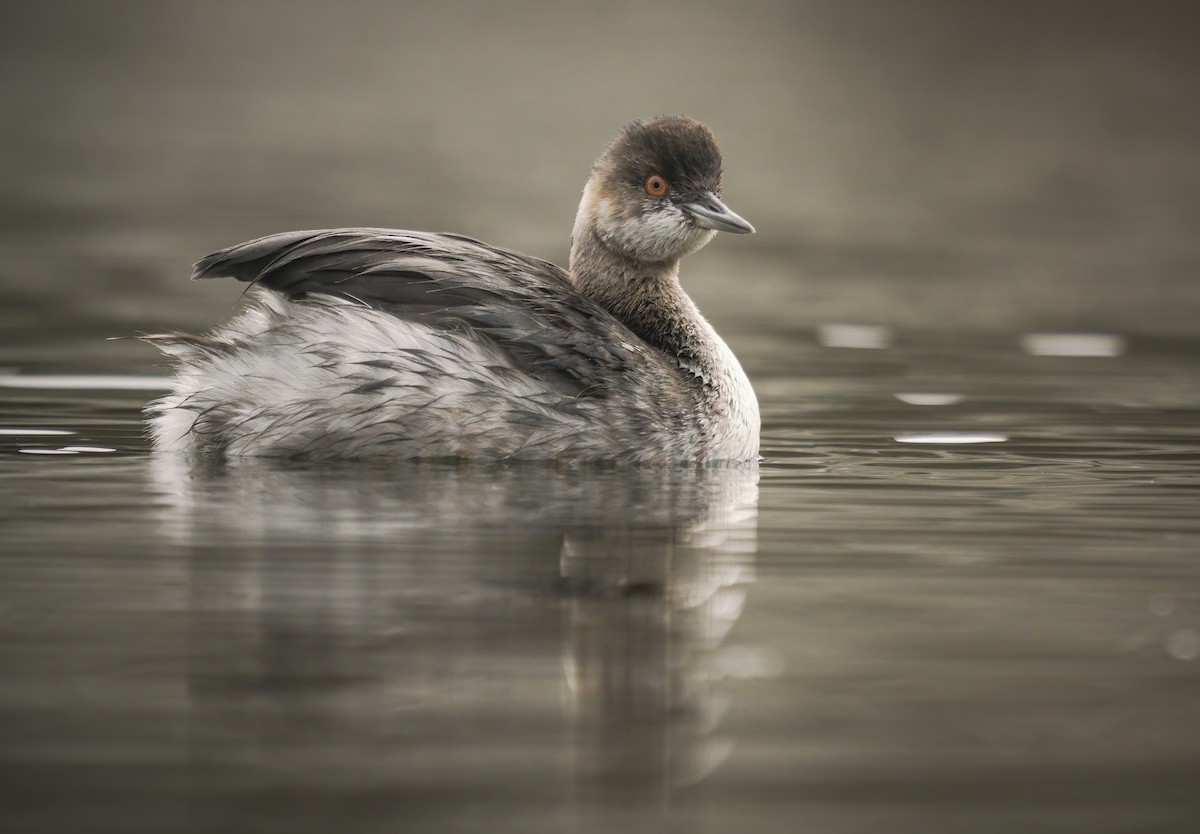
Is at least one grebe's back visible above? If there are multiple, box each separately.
[146,228,706,461]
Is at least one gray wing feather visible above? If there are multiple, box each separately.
[190,228,690,404]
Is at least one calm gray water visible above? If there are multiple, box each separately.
[2,2,1199,833]
[2,330,1197,833]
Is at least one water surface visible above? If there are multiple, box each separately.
[1,327,1197,833]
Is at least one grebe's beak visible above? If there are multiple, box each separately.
[681,192,755,235]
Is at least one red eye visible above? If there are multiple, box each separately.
[644,174,668,197]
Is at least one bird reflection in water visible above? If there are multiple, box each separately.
[150,456,760,822]
[559,476,757,795]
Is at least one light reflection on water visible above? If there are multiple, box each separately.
[1,329,1199,833]
[1021,332,1127,358]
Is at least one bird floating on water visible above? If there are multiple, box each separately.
[145,116,759,463]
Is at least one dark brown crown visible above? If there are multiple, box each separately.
[599,116,724,196]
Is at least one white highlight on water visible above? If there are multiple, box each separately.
[0,428,75,436]
[1167,629,1200,661]
[894,393,965,406]
[894,432,1008,444]
[0,374,171,391]
[1020,333,1126,357]
[816,323,893,349]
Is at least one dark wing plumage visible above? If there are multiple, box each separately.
[191,228,682,401]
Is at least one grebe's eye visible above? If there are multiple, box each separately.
[644,174,668,197]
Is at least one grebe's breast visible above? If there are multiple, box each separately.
[146,229,753,462]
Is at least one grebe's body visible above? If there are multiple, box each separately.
[145,117,759,463]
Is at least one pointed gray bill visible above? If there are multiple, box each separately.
[681,193,755,234]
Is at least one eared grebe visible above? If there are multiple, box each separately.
[145,116,759,463]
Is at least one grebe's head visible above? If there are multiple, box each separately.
[573,116,754,264]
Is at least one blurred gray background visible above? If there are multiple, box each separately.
[1,0,1198,372]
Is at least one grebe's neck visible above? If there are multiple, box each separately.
[568,213,761,462]
[569,222,715,383]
